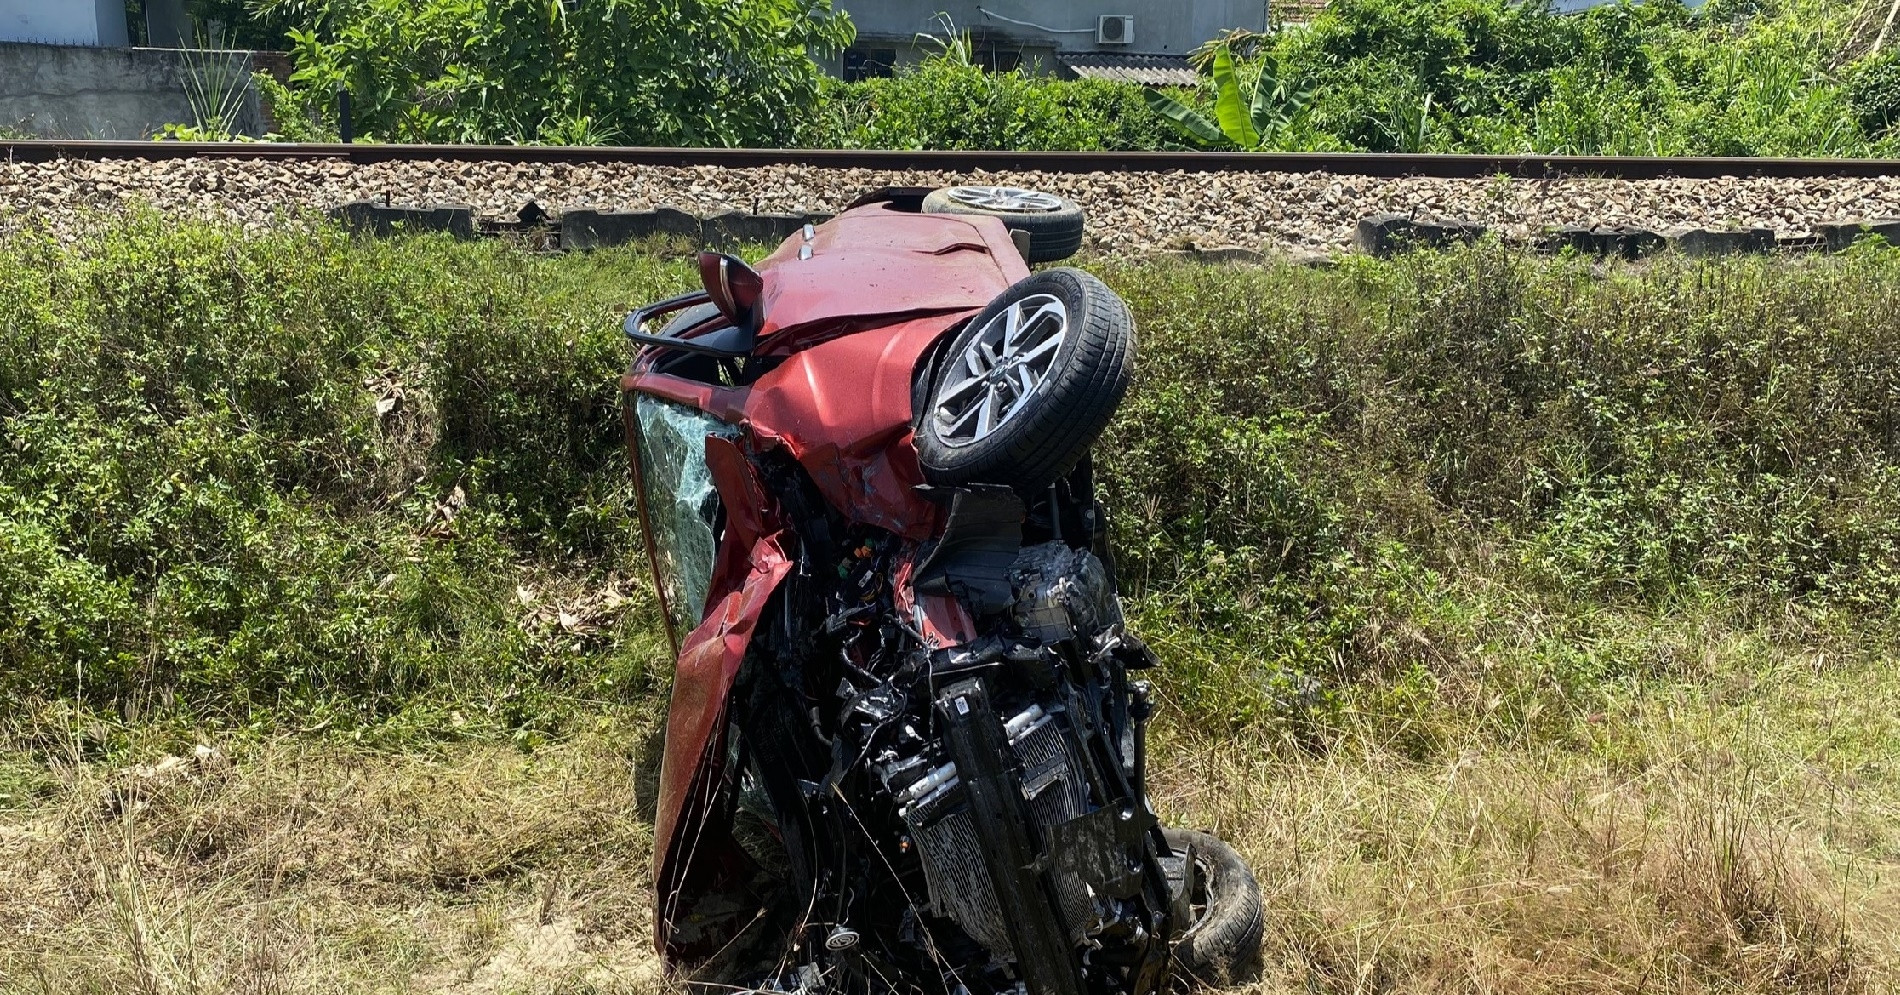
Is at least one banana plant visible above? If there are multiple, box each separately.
[1143,43,1314,149]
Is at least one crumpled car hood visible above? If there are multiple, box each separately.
[752,207,1030,339]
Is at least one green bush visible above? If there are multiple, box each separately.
[1113,247,1900,603]
[235,0,1889,155]
[255,0,853,145]
[812,59,1180,151]
[0,214,687,741]
[1096,246,1900,722]
[1253,0,1873,156]
[819,0,1885,157]
[5,218,1898,744]
[1272,0,1580,151]
[1849,49,1900,138]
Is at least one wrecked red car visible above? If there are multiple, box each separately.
[620,186,1261,995]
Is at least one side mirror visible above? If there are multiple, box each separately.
[699,252,763,331]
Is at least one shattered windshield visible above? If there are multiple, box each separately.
[634,396,740,636]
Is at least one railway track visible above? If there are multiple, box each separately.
[5,140,1899,255]
[7,139,1900,180]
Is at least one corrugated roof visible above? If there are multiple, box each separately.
[1057,52,1199,87]
[1273,0,1332,23]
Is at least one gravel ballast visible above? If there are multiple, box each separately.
[4,155,1900,253]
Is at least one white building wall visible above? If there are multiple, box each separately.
[0,0,129,46]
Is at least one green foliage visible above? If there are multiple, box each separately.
[256,0,853,145]
[812,57,1178,151]
[203,0,1894,154]
[1848,49,1900,138]
[5,218,1898,747]
[162,43,256,142]
[1277,0,1577,151]
[0,214,683,742]
[1143,44,1320,150]
[1096,245,1900,726]
[1258,0,1868,155]
[828,0,1891,157]
[1143,87,1226,146]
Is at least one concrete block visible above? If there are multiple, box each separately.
[1539,225,1595,255]
[1356,214,1486,257]
[1187,245,1267,265]
[1665,227,1775,257]
[330,201,476,239]
[1278,248,1339,269]
[1609,226,1666,260]
[1816,219,1900,253]
[560,207,702,250]
[702,211,823,249]
[1539,225,1663,260]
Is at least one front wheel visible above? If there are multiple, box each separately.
[1163,829,1265,987]
[914,268,1135,494]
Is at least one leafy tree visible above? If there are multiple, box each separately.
[1142,44,1325,150]
[259,0,853,146]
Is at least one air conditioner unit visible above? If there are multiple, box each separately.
[1097,15,1134,45]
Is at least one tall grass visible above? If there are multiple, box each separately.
[2,218,1898,993]
[3,217,1899,752]
[0,214,684,749]
[1101,247,1900,730]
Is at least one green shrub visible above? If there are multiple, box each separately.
[1143,45,1348,152]
[1274,0,1578,151]
[1849,50,1900,137]
[214,0,1890,155]
[0,214,687,741]
[811,0,1882,157]
[813,60,1180,151]
[254,0,853,145]
[5,217,1897,745]
[1095,246,1900,723]
[1259,0,1873,155]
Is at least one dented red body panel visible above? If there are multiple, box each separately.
[621,203,1026,964]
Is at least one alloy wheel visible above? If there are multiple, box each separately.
[945,185,1066,213]
[932,294,1069,446]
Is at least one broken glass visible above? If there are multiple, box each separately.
[635,396,740,636]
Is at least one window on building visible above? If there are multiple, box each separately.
[843,48,897,81]
[979,46,1022,73]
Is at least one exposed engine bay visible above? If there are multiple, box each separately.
[690,459,1178,995]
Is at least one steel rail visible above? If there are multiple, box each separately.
[4,139,1900,179]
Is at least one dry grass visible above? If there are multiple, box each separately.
[3,657,1896,995]
[1154,650,1900,995]
[0,711,670,995]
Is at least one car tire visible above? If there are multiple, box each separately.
[1162,829,1265,987]
[915,268,1134,493]
[922,186,1086,263]
[658,301,724,338]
